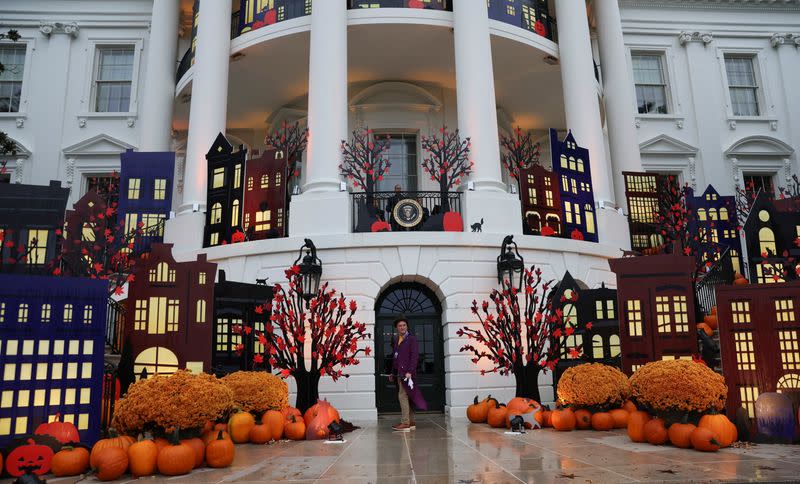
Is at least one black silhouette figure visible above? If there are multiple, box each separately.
[471,218,484,232]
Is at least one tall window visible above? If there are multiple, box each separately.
[779,330,800,370]
[210,203,222,224]
[196,299,206,324]
[561,299,582,359]
[247,176,254,191]
[585,204,595,234]
[64,304,73,323]
[725,55,760,116]
[609,335,621,358]
[27,229,48,264]
[377,133,418,191]
[734,332,755,370]
[260,174,269,189]
[41,304,51,323]
[147,297,167,334]
[149,261,175,283]
[167,299,180,332]
[93,46,135,112]
[83,306,93,324]
[758,227,776,256]
[255,210,271,231]
[627,299,643,337]
[128,178,141,200]
[233,164,241,189]
[153,179,167,200]
[134,299,147,331]
[745,174,774,197]
[632,53,668,114]
[231,200,240,227]
[18,303,28,323]
[740,386,759,418]
[212,167,225,189]
[0,45,26,113]
[592,335,604,359]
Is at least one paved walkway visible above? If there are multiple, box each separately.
[9,415,800,483]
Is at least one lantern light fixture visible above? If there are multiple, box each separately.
[294,238,322,303]
[497,235,524,291]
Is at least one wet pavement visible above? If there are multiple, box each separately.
[8,415,800,483]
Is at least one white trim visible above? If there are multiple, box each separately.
[349,81,442,113]
[626,42,684,119]
[0,35,36,118]
[63,133,135,157]
[1,136,32,158]
[716,46,774,120]
[639,134,699,156]
[724,135,794,158]
[79,37,144,117]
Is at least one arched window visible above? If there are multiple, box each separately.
[560,155,568,168]
[697,208,707,221]
[134,347,179,380]
[149,262,175,283]
[584,204,595,234]
[609,335,621,357]
[777,374,800,392]
[260,174,269,189]
[196,299,207,324]
[719,207,729,220]
[568,156,576,171]
[561,301,582,359]
[708,208,718,220]
[759,227,776,256]
[592,334,604,359]
[210,203,222,224]
[231,199,240,227]
[577,159,585,173]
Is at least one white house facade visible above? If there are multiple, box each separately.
[1,0,798,420]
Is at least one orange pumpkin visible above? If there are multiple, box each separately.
[697,323,714,337]
[644,418,668,445]
[467,395,494,423]
[281,406,302,421]
[93,447,129,481]
[203,430,230,446]
[202,421,214,434]
[206,430,235,468]
[690,427,721,452]
[711,305,717,315]
[284,415,306,440]
[51,446,90,477]
[127,438,158,478]
[249,417,271,445]
[487,403,508,428]
[214,422,228,432]
[263,409,285,441]
[535,408,552,428]
[153,437,170,453]
[622,400,637,413]
[703,314,718,330]
[733,275,749,285]
[591,412,615,431]
[90,434,135,468]
[228,411,256,444]
[574,409,592,430]
[551,408,577,431]
[627,411,651,443]
[668,421,697,449]
[156,435,195,476]
[35,413,80,444]
[181,437,205,468]
[304,401,341,426]
[506,397,539,414]
[609,409,629,429]
[698,413,737,448]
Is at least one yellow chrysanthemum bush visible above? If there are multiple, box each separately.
[629,360,726,416]
[221,371,289,414]
[112,370,235,435]
[556,363,631,410]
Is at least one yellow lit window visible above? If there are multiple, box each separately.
[673,295,689,332]
[564,201,572,224]
[595,300,604,320]
[0,417,11,435]
[7,339,18,355]
[260,174,269,189]
[22,340,33,355]
[82,222,96,242]
[84,340,93,354]
[210,203,222,224]
[779,330,800,370]
[167,299,179,332]
[577,159,585,172]
[216,319,228,351]
[609,335,621,357]
[80,388,91,404]
[34,389,45,406]
[128,178,141,199]
[528,187,537,205]
[41,304,51,323]
[65,388,76,405]
[560,155,567,168]
[69,340,79,355]
[53,340,64,355]
[656,296,672,333]
[15,417,27,435]
[18,303,28,323]
[210,232,219,246]
[19,363,31,380]
[732,301,751,324]
[697,208,707,221]
[125,213,138,235]
[36,363,47,380]
[709,208,718,221]
[275,172,282,187]
[720,207,729,220]
[134,299,147,331]
[247,177,253,191]
[78,414,89,430]
[52,363,62,380]
[39,340,49,355]
[142,213,165,236]
[64,304,73,323]
[148,297,168,335]
[0,302,5,322]
[277,208,284,228]
[571,178,578,195]
[17,390,29,407]
[66,362,78,379]
[545,190,554,207]
[199,272,207,285]
[777,374,800,393]
[232,199,240,227]
[756,263,784,284]
[134,346,179,378]
[627,300,643,336]
[0,391,11,408]
[759,227,777,256]
[49,389,61,406]
[212,167,225,189]
[561,174,568,191]
[585,204,595,234]
[630,364,642,373]
[592,334,604,359]
[734,332,755,370]
[776,299,796,323]
[196,299,207,324]
[255,210,271,231]
[154,178,167,200]
[149,262,176,283]
[568,157,576,171]
[81,362,92,379]
[234,164,242,189]
[740,386,759,418]
[83,305,93,324]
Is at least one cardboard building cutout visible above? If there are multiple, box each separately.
[609,252,699,375]
[0,274,107,447]
[123,243,216,379]
[519,164,561,236]
[118,150,175,252]
[204,133,246,247]
[551,129,598,243]
[487,0,551,38]
[239,0,312,35]
[686,185,743,275]
[61,190,109,276]
[741,191,800,284]
[243,148,287,240]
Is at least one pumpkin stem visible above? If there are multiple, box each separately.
[473,395,479,405]
[216,430,225,441]
[170,428,181,445]
[710,437,721,446]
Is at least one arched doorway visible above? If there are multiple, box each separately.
[375,282,445,413]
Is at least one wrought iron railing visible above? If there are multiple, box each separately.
[106,298,125,354]
[348,0,451,10]
[695,248,735,315]
[176,46,193,82]
[351,190,463,232]
[100,363,118,436]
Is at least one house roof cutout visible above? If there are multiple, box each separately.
[207,133,234,157]
[350,81,442,112]
[63,134,135,157]
[725,136,794,158]
[639,134,698,156]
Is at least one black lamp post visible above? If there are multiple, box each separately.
[497,235,524,291]
[294,238,322,303]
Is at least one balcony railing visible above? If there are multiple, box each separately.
[106,298,125,354]
[351,191,463,232]
[176,46,193,82]
[348,0,450,10]
[695,248,735,315]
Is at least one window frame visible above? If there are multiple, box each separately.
[0,36,34,118]
[717,48,772,120]
[630,51,671,116]
[626,45,681,120]
[81,38,143,117]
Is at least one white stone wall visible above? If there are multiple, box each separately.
[619,1,800,195]
[175,233,620,421]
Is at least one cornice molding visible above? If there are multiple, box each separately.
[678,31,713,46]
[621,0,800,11]
[39,21,80,38]
[771,33,800,48]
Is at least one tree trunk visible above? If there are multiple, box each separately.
[513,362,541,402]
[293,370,321,413]
[439,178,450,212]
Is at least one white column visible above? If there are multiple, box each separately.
[165,0,231,251]
[140,0,180,151]
[555,0,613,205]
[288,0,350,235]
[773,33,800,179]
[594,0,643,209]
[452,0,521,234]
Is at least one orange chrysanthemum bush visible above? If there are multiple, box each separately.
[112,370,235,435]
[629,360,726,416]
[556,363,631,411]
[221,371,288,414]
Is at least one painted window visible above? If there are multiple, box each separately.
[275,172,282,187]
[592,334,604,359]
[17,303,28,323]
[167,299,179,332]
[27,229,48,264]
[609,335,621,357]
[0,45,26,113]
[247,176,254,191]
[149,262,175,283]
[41,304,51,323]
[740,386,759,418]
[233,164,242,189]
[779,330,800,370]
[128,178,141,199]
[561,301,582,359]
[93,46,134,112]
[63,304,73,323]
[210,203,222,224]
[632,53,669,114]
[199,272,207,285]
[734,331,755,370]
[528,187,537,205]
[756,262,784,284]
[134,346,179,379]
[758,227,776,256]
[154,178,167,200]
[777,374,800,393]
[719,207,729,220]
[725,55,760,116]
[231,199,240,227]
[627,300,643,337]
[210,232,219,246]
[141,213,165,236]
[277,208,284,228]
[196,299,207,324]
[212,167,225,189]
[261,174,270,189]
[731,301,751,324]
[776,299,796,323]
[83,305,93,324]
[255,210,271,231]
[585,204,595,234]
[697,208,707,221]
[545,190,553,207]
[134,299,147,331]
[82,222,96,242]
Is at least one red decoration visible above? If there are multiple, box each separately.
[443,212,464,232]
[500,127,541,181]
[457,265,580,402]
[541,226,555,237]
[264,9,277,25]
[339,127,391,193]
[421,127,473,211]
[371,221,391,232]
[5,439,54,477]
[570,228,584,241]
[519,164,561,236]
[34,414,79,445]
[243,149,288,240]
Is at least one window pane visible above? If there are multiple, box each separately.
[0,45,25,114]
[725,57,757,87]
[632,55,664,85]
[98,48,134,81]
[95,46,134,112]
[632,54,668,115]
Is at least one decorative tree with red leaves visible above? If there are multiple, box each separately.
[265,121,309,188]
[340,127,391,202]
[421,126,473,211]
[499,127,541,183]
[245,266,371,412]
[457,265,578,402]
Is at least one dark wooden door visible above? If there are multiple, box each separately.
[375,284,444,413]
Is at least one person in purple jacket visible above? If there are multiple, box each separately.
[389,317,427,431]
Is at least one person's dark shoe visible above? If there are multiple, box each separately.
[392,423,411,432]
